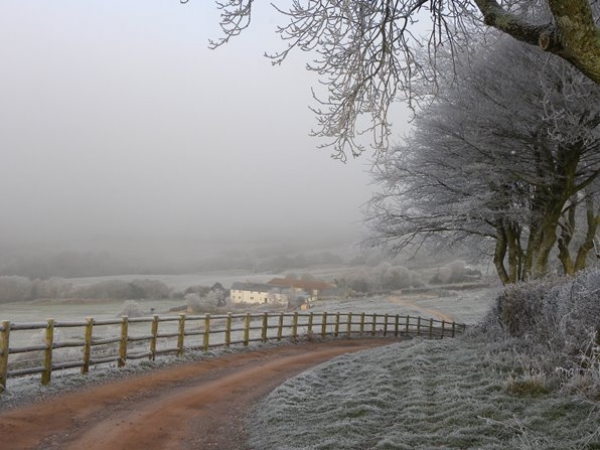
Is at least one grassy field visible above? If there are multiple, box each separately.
[248,336,600,449]
[0,286,496,351]
[247,274,600,450]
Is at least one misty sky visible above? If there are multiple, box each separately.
[0,1,411,250]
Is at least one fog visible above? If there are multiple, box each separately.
[0,2,411,273]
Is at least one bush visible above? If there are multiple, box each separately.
[430,260,481,284]
[379,264,424,290]
[72,280,133,299]
[0,276,33,303]
[129,279,172,299]
[117,300,146,318]
[185,293,202,313]
[183,285,211,296]
[32,278,73,299]
[482,269,600,354]
[71,279,172,300]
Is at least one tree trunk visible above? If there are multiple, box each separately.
[557,203,576,275]
[506,223,522,283]
[574,195,600,271]
[493,227,510,285]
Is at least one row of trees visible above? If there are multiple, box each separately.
[0,276,173,304]
[334,260,480,293]
[366,34,600,284]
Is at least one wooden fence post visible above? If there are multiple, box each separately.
[417,317,421,337]
[261,312,268,343]
[243,313,250,346]
[429,318,433,338]
[308,312,314,335]
[405,315,410,335]
[203,313,211,351]
[360,313,365,336]
[441,320,445,339]
[383,314,389,337]
[292,312,299,341]
[334,312,340,337]
[42,319,55,385]
[0,321,10,393]
[225,313,232,347]
[150,315,159,360]
[394,315,399,337]
[277,313,284,341]
[118,316,128,368]
[371,313,377,336]
[347,313,352,337]
[178,314,186,356]
[82,317,93,374]
[452,321,456,338]
[321,312,328,338]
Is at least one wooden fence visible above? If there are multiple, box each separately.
[0,312,466,393]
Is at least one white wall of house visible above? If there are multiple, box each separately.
[230,288,287,305]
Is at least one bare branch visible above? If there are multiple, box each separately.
[191,1,599,160]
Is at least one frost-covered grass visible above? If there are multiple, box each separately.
[249,336,600,450]
[249,271,600,449]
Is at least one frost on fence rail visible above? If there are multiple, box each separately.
[0,312,466,392]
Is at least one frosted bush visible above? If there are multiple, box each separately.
[117,300,145,318]
[0,276,32,303]
[185,290,223,312]
[378,264,422,290]
[481,268,600,360]
[185,293,202,313]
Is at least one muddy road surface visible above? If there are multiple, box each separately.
[0,339,396,450]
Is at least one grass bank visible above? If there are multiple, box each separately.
[249,336,600,449]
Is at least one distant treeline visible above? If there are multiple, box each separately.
[0,259,484,304]
[334,260,482,293]
[0,277,176,304]
[0,249,345,279]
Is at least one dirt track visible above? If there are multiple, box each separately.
[0,339,396,450]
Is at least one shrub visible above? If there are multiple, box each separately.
[185,290,224,313]
[32,277,73,299]
[379,265,424,290]
[72,280,133,299]
[129,279,172,299]
[0,276,33,303]
[117,300,145,318]
[183,285,211,296]
[429,260,481,284]
[185,293,202,313]
[71,279,172,300]
[482,269,600,355]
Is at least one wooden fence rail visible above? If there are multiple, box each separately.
[0,312,466,393]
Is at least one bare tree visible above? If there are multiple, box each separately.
[189,1,599,159]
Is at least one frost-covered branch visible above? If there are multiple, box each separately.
[193,1,600,160]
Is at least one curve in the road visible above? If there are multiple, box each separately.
[0,338,396,450]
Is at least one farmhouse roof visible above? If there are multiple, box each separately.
[267,278,332,291]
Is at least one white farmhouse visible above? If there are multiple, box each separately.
[230,282,287,305]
